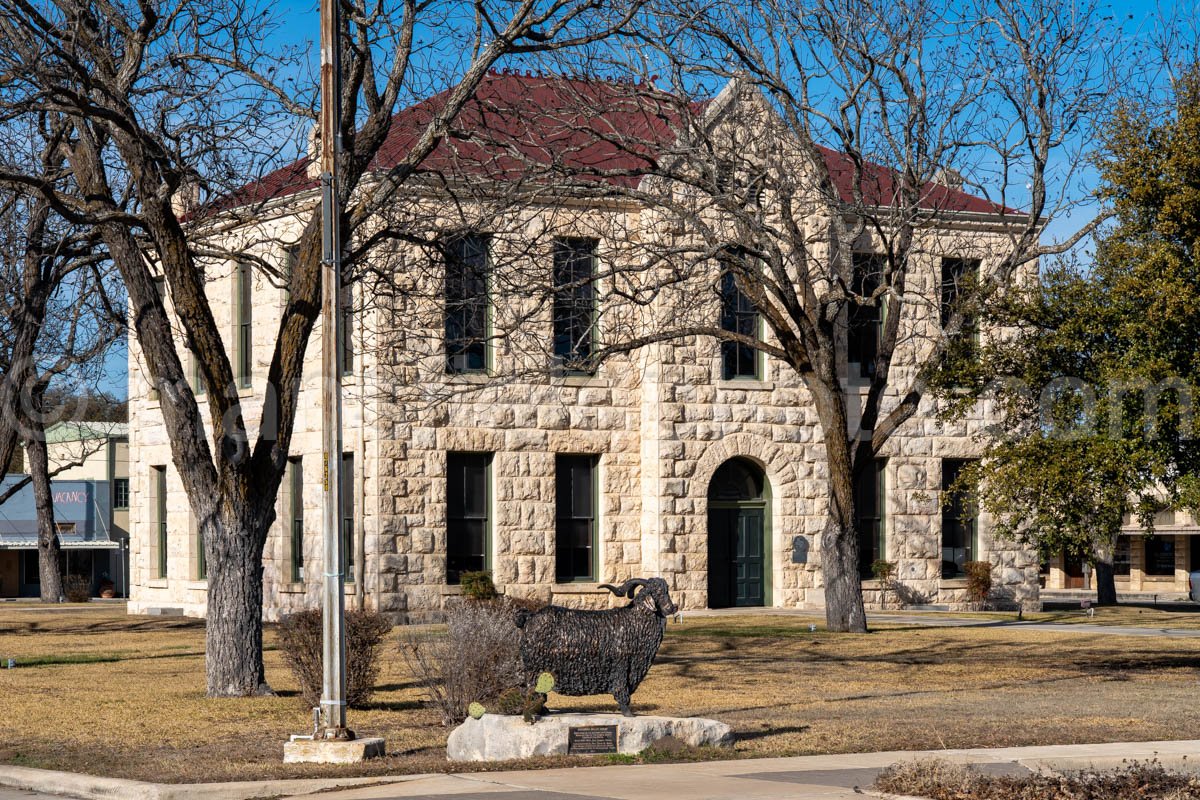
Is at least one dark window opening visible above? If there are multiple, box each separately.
[113,478,130,510]
[340,280,354,375]
[236,263,253,387]
[940,257,981,356]
[848,254,885,379]
[289,457,304,583]
[1145,537,1176,576]
[341,453,355,582]
[719,258,760,380]
[445,234,490,374]
[556,454,597,582]
[446,452,490,584]
[552,237,597,373]
[1114,536,1131,576]
[941,459,977,579]
[854,458,887,579]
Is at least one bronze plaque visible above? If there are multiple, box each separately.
[568,724,619,755]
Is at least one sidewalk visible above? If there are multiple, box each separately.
[690,606,1200,638]
[5,740,1200,800]
[288,740,1200,800]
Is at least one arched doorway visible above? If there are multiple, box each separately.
[707,458,769,608]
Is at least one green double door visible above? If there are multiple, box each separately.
[707,506,765,608]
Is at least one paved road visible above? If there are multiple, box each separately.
[0,790,58,800]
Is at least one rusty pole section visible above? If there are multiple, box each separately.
[318,0,349,739]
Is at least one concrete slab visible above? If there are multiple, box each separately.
[283,737,387,764]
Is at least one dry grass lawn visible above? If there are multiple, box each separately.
[3,604,1200,783]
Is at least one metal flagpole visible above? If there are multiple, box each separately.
[318,0,350,740]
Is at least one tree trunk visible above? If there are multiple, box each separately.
[1093,559,1117,606]
[204,506,272,696]
[822,517,868,631]
[812,383,869,633]
[1092,532,1119,606]
[26,425,63,603]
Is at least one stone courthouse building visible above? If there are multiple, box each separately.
[126,72,1040,619]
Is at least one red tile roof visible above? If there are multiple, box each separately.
[218,70,1011,217]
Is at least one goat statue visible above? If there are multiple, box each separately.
[513,577,678,717]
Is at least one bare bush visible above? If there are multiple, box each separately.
[876,758,1200,800]
[964,561,994,609]
[62,574,90,603]
[277,609,393,709]
[401,598,536,725]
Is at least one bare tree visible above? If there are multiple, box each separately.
[0,120,118,602]
[0,0,644,694]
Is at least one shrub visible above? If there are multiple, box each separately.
[63,574,91,603]
[964,561,993,607]
[459,571,498,601]
[277,608,393,710]
[401,597,529,725]
[876,758,1200,800]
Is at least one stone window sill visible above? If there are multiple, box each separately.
[445,373,491,385]
[939,579,969,589]
[147,579,168,589]
[716,380,775,392]
[554,374,607,388]
[552,582,604,594]
[278,582,306,594]
[186,580,208,591]
[859,579,884,589]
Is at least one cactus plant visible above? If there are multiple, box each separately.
[535,672,555,694]
[468,702,486,720]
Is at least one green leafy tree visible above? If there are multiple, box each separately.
[935,70,1200,605]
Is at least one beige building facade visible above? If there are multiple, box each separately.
[125,74,1041,619]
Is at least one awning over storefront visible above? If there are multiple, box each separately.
[0,476,115,550]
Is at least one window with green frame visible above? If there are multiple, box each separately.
[289,457,304,583]
[234,262,253,388]
[555,454,598,582]
[854,458,887,579]
[152,466,167,579]
[341,452,355,582]
[446,452,491,584]
[718,249,761,380]
[940,257,981,358]
[195,513,206,580]
[848,253,885,379]
[444,233,490,374]
[940,459,977,579]
[552,237,597,373]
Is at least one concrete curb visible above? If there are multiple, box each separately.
[0,765,427,800]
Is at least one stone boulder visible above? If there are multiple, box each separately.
[446,712,734,762]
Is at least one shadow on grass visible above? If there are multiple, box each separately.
[735,724,811,741]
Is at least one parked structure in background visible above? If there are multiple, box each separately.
[1043,509,1200,598]
[0,422,129,599]
[125,72,1040,620]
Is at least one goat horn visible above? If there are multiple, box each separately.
[599,578,650,598]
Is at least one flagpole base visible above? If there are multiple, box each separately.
[283,736,385,764]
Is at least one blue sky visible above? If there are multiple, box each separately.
[97,0,1189,400]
